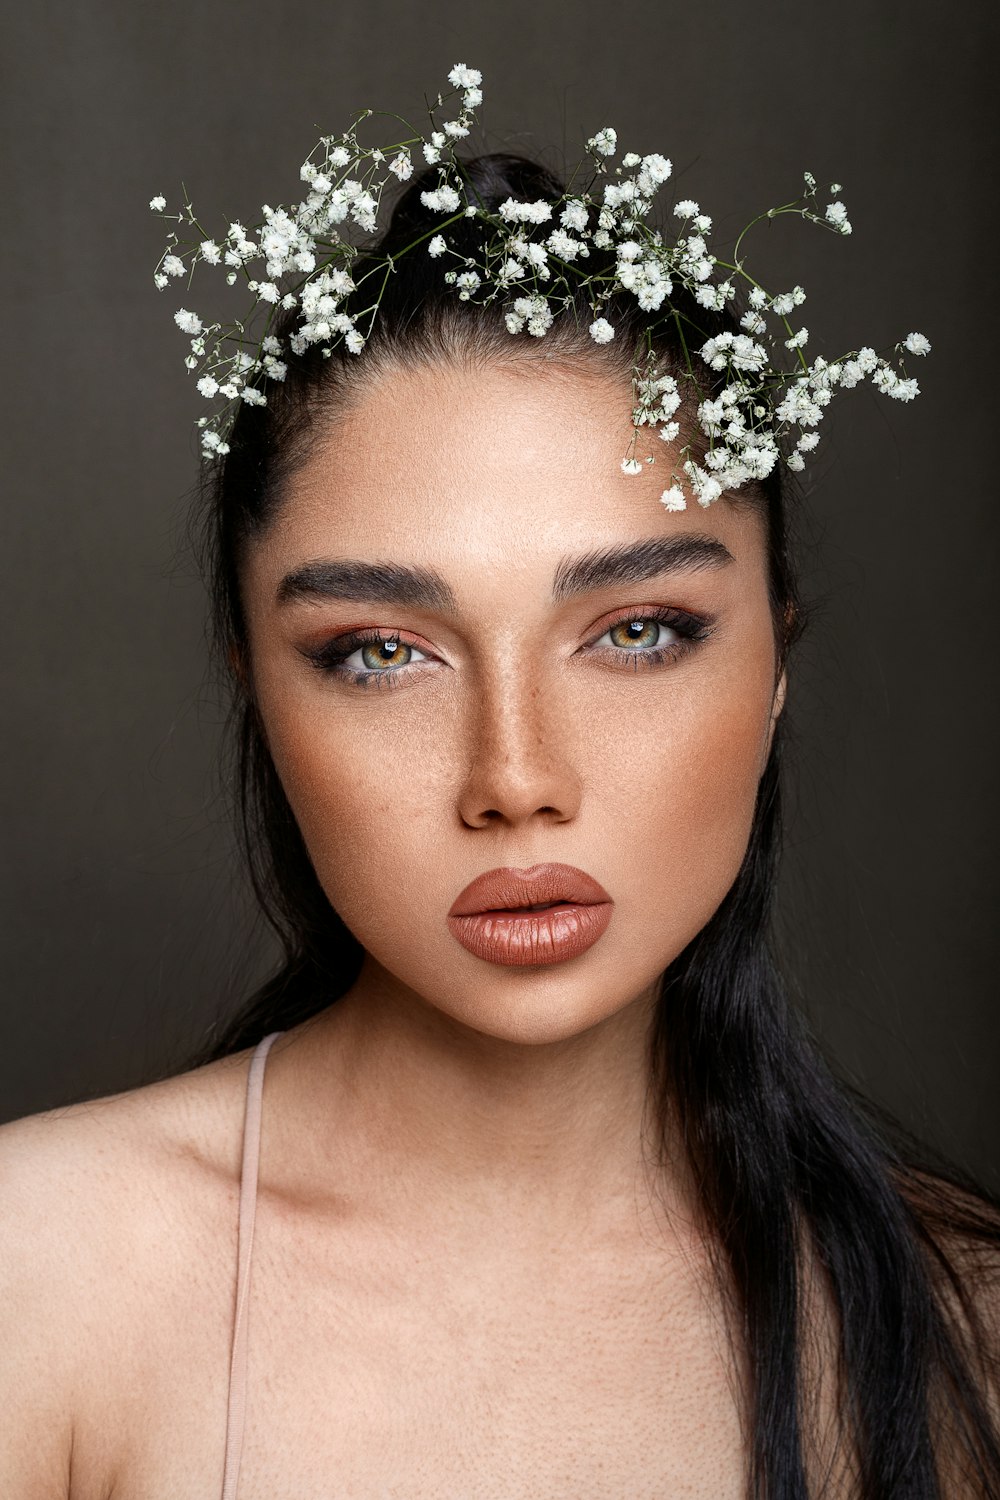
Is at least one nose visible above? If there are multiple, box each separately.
[456,665,582,830]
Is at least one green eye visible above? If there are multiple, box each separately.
[359,638,413,670]
[606,618,670,650]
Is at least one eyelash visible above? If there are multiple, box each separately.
[300,606,714,690]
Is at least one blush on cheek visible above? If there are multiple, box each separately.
[265,716,436,935]
[633,692,772,962]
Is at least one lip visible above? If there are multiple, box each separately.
[447,862,613,967]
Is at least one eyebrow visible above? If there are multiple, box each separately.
[276,535,734,610]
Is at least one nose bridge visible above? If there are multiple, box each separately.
[458,647,580,827]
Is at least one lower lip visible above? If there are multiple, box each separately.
[446,902,613,967]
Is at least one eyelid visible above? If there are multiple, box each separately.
[583,601,714,645]
[302,623,435,656]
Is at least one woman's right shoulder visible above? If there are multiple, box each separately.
[0,1050,253,1498]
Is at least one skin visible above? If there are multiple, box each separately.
[240,358,785,1235]
[0,358,797,1499]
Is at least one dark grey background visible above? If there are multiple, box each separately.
[2,1,997,1186]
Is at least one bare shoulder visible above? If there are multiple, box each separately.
[895,1167,1000,1487]
[900,1166,1000,1316]
[0,1048,252,1498]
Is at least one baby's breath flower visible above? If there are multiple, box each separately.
[428,235,447,257]
[684,461,723,507]
[456,270,481,299]
[504,293,553,336]
[903,332,931,356]
[523,242,550,275]
[660,486,687,512]
[825,200,852,233]
[638,153,672,190]
[589,318,615,344]
[448,63,482,89]
[587,127,617,156]
[420,184,461,213]
[546,228,584,260]
[149,194,166,212]
[389,151,412,180]
[560,200,589,232]
[174,308,202,335]
[499,197,553,224]
[163,254,185,278]
[741,310,767,335]
[621,458,643,475]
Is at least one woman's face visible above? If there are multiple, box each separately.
[242,361,785,1045]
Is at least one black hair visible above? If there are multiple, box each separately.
[191,152,1000,1496]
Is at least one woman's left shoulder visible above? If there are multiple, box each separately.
[898,1165,1000,1343]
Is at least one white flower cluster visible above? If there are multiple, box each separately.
[151,65,929,498]
[151,66,483,456]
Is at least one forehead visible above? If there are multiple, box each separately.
[252,361,768,590]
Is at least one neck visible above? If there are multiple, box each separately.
[265,957,688,1248]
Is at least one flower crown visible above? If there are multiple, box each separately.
[150,63,929,510]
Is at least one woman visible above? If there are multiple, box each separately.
[1,115,998,1495]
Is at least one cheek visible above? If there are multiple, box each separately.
[580,662,773,960]
[261,688,460,923]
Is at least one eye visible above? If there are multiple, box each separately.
[300,629,433,688]
[300,606,713,690]
[587,606,713,669]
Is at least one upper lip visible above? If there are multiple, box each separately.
[447,862,612,917]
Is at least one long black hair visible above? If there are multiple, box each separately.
[191,152,1000,1497]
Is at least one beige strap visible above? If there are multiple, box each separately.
[220,1031,282,1500]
